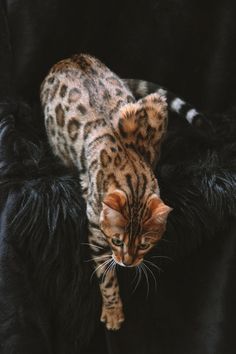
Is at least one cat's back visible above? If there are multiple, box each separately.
[41,54,133,114]
[40,54,132,167]
[40,54,101,112]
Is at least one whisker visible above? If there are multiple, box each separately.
[90,258,112,282]
[143,262,157,292]
[109,260,116,274]
[141,263,150,299]
[103,260,117,283]
[144,259,163,273]
[84,255,111,263]
[102,259,113,283]
[81,242,104,250]
[132,265,142,294]
[109,261,116,277]
[103,259,116,283]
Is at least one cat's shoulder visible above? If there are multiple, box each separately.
[48,54,106,76]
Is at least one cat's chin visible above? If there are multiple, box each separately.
[112,256,143,268]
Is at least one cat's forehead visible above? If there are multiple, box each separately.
[126,197,150,217]
[124,215,144,236]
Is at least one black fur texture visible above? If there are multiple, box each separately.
[0,1,236,353]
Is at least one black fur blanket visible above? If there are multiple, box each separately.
[0,1,235,353]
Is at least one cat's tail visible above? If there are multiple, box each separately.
[124,79,211,129]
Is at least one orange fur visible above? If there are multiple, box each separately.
[144,194,172,227]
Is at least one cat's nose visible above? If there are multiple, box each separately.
[123,255,134,267]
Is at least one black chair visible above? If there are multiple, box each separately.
[0,1,235,353]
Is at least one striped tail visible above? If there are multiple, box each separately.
[124,79,209,128]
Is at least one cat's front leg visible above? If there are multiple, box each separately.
[99,269,124,330]
[89,230,124,330]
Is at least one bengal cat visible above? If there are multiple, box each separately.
[40,54,172,330]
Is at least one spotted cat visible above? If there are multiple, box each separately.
[40,54,172,330]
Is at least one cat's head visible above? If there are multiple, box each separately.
[100,189,172,267]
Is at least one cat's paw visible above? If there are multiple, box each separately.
[100,305,125,330]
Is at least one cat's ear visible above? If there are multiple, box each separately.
[100,190,127,230]
[103,190,127,213]
[144,194,172,226]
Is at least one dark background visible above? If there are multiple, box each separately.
[4,0,236,113]
[0,1,236,353]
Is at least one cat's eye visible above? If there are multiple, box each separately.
[138,242,150,250]
[112,237,124,247]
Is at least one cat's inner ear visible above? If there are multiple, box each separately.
[100,190,127,232]
[103,190,127,213]
[144,194,172,227]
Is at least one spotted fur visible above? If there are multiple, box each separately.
[40,54,172,330]
[125,79,208,127]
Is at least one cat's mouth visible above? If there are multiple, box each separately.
[112,255,142,268]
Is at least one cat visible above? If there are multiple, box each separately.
[40,54,172,330]
[125,79,207,127]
